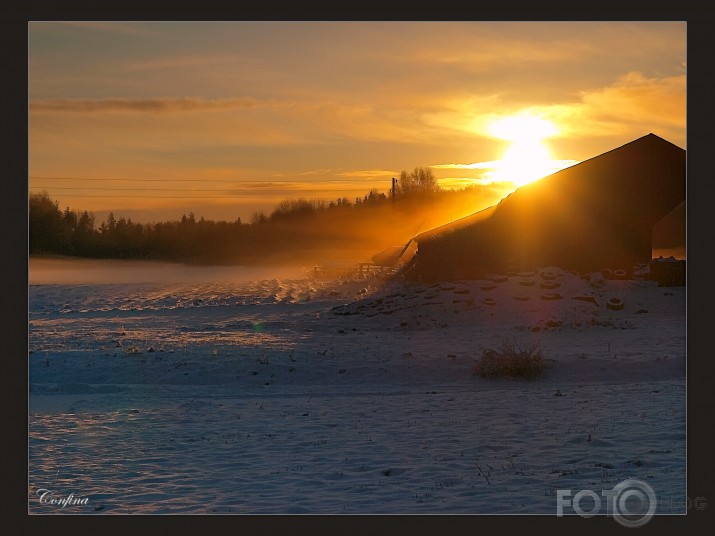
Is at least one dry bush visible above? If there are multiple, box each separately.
[473,339,548,379]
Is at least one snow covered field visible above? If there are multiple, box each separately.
[28,258,686,516]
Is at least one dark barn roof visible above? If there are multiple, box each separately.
[408,134,686,282]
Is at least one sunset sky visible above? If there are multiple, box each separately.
[28,21,686,224]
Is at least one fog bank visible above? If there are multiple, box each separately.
[29,257,308,285]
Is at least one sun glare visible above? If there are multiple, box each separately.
[487,114,561,187]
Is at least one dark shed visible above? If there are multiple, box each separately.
[409,134,686,282]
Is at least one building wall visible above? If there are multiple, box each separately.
[652,200,686,259]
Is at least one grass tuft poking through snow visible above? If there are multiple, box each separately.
[474,339,548,379]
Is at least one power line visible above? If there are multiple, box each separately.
[30,186,251,192]
[29,176,281,183]
[29,175,383,183]
[30,186,367,195]
[27,193,254,199]
[29,189,364,199]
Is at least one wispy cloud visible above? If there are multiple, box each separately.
[123,53,254,72]
[515,72,686,145]
[30,95,446,156]
[433,160,577,171]
[432,161,504,171]
[336,170,398,179]
[420,71,685,147]
[29,97,279,114]
[294,169,340,177]
[407,38,596,71]
[578,72,686,130]
[36,21,153,35]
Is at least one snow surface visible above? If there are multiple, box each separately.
[28,259,686,515]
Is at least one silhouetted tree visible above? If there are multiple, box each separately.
[397,166,441,197]
[364,189,387,205]
[251,211,268,225]
[72,210,96,256]
[29,191,66,254]
[270,198,325,221]
[62,207,77,229]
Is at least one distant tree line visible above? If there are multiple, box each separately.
[29,166,497,264]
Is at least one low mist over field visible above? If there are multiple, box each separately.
[29,257,309,286]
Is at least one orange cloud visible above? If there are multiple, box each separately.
[420,71,685,149]
[524,72,685,141]
[407,37,595,70]
[336,170,398,179]
[579,72,685,131]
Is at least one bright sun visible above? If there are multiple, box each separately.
[487,114,561,187]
